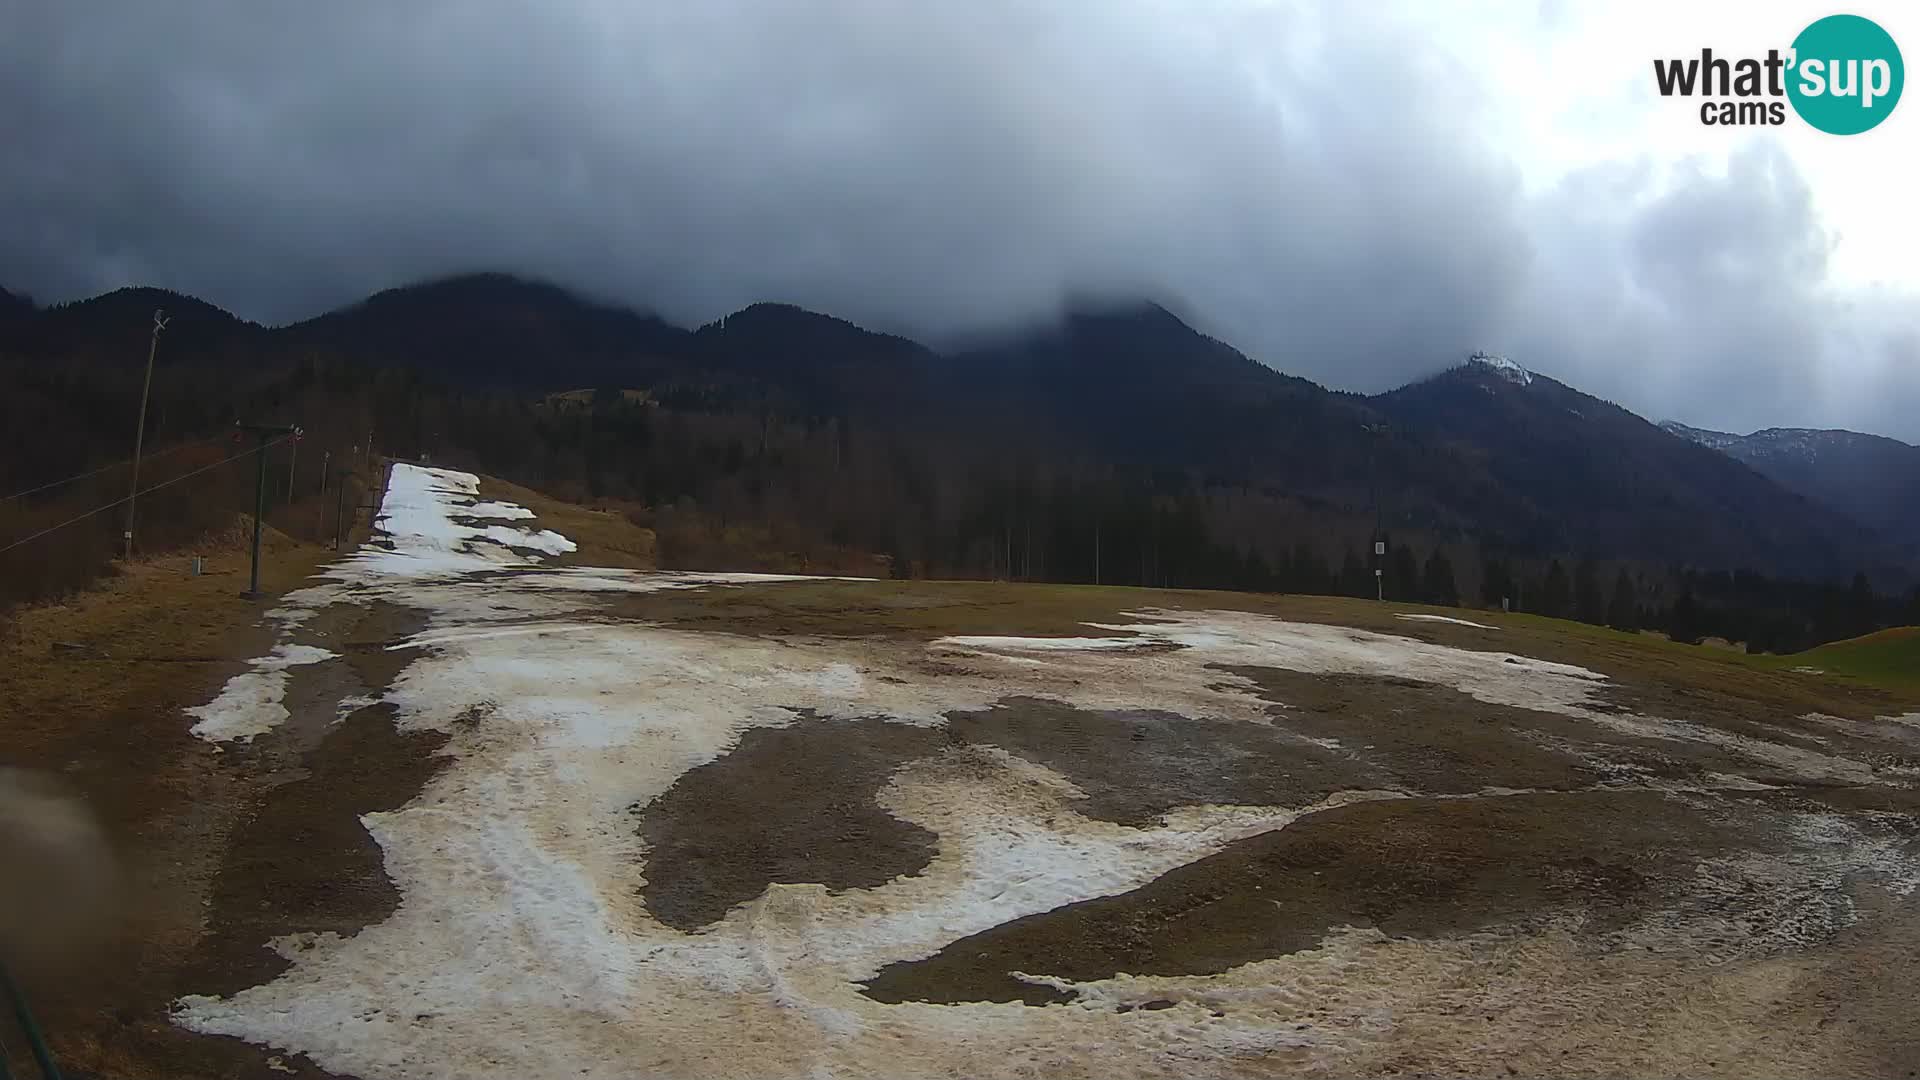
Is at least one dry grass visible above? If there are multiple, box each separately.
[474,474,658,569]
[613,579,1920,719]
[0,503,374,1080]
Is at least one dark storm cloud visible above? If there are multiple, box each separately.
[1,0,1913,440]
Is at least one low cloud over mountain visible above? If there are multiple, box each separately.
[3,0,1914,439]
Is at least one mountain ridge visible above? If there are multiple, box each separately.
[1,272,1907,584]
[1660,420,1920,543]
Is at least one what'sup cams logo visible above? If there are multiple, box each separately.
[1653,13,1903,133]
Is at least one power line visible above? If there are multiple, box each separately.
[1,434,226,504]
[0,435,290,557]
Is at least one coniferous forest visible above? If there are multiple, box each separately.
[4,277,1915,650]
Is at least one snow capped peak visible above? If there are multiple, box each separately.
[1660,420,1742,452]
[1468,351,1532,386]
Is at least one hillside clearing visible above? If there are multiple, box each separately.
[7,464,1919,1079]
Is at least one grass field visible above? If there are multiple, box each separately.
[1789,627,1920,691]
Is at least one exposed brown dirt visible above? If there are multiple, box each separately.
[944,696,1366,823]
[0,544,340,1079]
[639,717,943,929]
[1224,669,1607,793]
[634,656,1920,941]
[1225,665,1863,792]
[10,525,1920,1077]
[640,693,1393,931]
[639,693,1378,930]
[187,702,448,1000]
[861,790,1751,1006]
[0,473,432,1080]
[292,600,428,697]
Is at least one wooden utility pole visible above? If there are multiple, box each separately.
[123,309,168,559]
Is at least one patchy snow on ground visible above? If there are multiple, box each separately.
[462,500,535,520]
[935,634,1155,652]
[339,463,576,578]
[1395,613,1499,630]
[171,462,1920,1079]
[477,524,576,555]
[184,643,336,743]
[1591,711,1880,785]
[185,465,582,745]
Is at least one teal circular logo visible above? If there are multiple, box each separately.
[1788,14,1904,134]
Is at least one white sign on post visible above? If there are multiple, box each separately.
[1374,541,1386,556]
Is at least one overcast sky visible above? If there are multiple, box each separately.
[2,0,1915,440]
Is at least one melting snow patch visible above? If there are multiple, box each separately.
[170,604,1653,1078]
[463,500,536,520]
[333,694,379,721]
[185,643,336,743]
[477,525,576,555]
[1591,712,1877,785]
[1395,613,1498,630]
[173,462,1918,1077]
[344,464,573,578]
[932,635,1156,652]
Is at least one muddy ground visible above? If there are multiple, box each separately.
[862,790,1717,1005]
[9,498,1920,1077]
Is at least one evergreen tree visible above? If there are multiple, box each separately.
[1422,548,1460,607]
[1481,557,1513,609]
[1540,559,1572,618]
[1273,545,1298,592]
[1244,548,1275,593]
[1606,569,1639,631]
[1573,558,1603,624]
[1389,544,1420,603]
[1338,549,1370,598]
[1291,543,1329,595]
[1848,571,1877,637]
[1668,585,1702,645]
